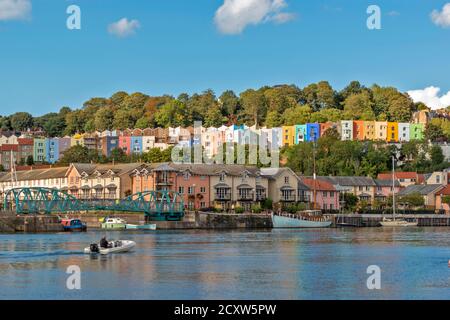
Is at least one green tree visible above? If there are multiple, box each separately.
[342,92,375,120]
[430,145,445,166]
[239,89,267,126]
[113,108,136,130]
[58,145,91,164]
[282,105,312,125]
[155,100,191,127]
[94,107,115,131]
[10,112,33,131]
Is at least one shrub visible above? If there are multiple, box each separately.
[251,205,262,213]
[235,207,245,214]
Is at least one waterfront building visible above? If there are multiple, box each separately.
[398,123,410,142]
[318,176,377,204]
[374,179,401,203]
[83,134,99,152]
[261,167,300,209]
[319,122,333,137]
[66,163,143,200]
[17,138,34,164]
[353,121,365,141]
[341,121,353,141]
[377,172,423,188]
[46,138,59,164]
[398,184,444,209]
[435,185,450,213]
[410,124,424,140]
[424,170,448,185]
[375,121,388,141]
[142,135,156,153]
[0,134,18,145]
[301,178,339,211]
[0,166,69,194]
[387,122,399,143]
[282,126,295,147]
[33,138,46,163]
[363,121,376,141]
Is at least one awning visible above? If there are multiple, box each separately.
[81,185,91,190]
[93,184,104,190]
[106,184,117,189]
[237,184,253,190]
[69,186,79,191]
[214,183,231,189]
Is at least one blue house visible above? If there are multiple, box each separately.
[131,136,143,154]
[46,138,59,164]
[306,123,320,142]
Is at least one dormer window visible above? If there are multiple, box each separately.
[284,176,289,184]
[220,172,226,182]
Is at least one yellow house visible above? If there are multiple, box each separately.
[363,121,376,140]
[282,126,295,147]
[375,121,388,141]
[387,122,398,142]
[71,133,85,147]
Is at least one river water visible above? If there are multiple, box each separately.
[1,228,450,300]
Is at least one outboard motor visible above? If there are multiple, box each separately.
[90,243,100,253]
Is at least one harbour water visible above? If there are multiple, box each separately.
[1,228,450,300]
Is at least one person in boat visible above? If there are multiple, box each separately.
[100,236,109,248]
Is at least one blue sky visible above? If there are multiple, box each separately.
[1,0,450,115]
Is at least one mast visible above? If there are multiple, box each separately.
[312,128,317,210]
[392,156,396,220]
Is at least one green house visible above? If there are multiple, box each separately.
[410,124,424,141]
[33,138,46,163]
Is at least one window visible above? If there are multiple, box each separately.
[188,187,195,195]
[330,192,334,197]
[323,192,328,198]
[178,186,184,194]
[200,187,206,193]
[220,173,226,182]
[284,176,289,184]
[200,202,206,208]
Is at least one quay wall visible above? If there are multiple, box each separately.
[327,214,450,227]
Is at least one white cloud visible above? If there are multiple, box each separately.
[214,0,295,35]
[431,3,450,28]
[407,86,450,110]
[108,18,140,38]
[0,0,31,21]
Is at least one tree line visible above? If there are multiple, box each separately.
[1,81,445,138]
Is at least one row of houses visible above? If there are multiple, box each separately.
[0,162,422,213]
[0,120,426,168]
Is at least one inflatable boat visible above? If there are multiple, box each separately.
[84,240,136,255]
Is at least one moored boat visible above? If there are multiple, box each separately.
[126,224,157,230]
[101,217,127,230]
[84,240,136,255]
[61,219,87,232]
[272,210,332,228]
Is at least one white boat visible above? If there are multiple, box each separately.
[379,218,418,227]
[126,224,157,230]
[272,211,332,228]
[101,217,127,230]
[380,156,418,228]
[84,240,136,255]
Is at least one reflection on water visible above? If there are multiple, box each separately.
[1,228,450,300]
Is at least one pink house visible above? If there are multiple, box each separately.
[175,168,211,211]
[374,179,401,202]
[119,136,131,155]
[301,178,340,211]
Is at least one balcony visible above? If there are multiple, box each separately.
[156,178,174,185]
[215,193,231,201]
[280,193,296,202]
[256,193,267,201]
[238,192,254,201]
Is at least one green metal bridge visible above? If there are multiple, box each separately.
[3,187,185,221]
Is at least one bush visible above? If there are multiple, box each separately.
[261,198,273,210]
[235,207,245,214]
[285,205,298,214]
[251,205,262,213]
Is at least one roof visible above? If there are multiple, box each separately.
[167,163,260,177]
[316,176,376,187]
[260,167,298,180]
[378,172,419,180]
[374,179,401,187]
[70,163,144,177]
[17,138,33,145]
[0,144,18,152]
[301,178,336,191]
[0,167,69,182]
[437,185,450,196]
[398,184,444,196]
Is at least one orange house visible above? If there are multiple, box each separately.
[320,122,333,137]
[353,121,365,141]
